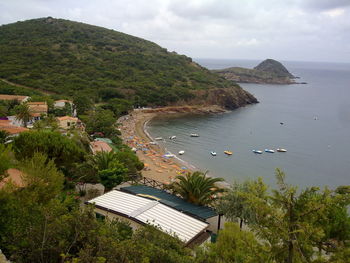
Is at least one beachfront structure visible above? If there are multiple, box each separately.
[121,185,221,234]
[0,119,29,136]
[0,94,29,103]
[87,190,210,246]
[27,101,48,120]
[90,140,112,154]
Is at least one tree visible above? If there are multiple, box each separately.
[98,163,128,191]
[0,130,10,144]
[85,109,117,137]
[216,180,262,229]
[0,144,12,175]
[73,94,93,116]
[170,171,225,206]
[114,149,144,175]
[196,222,271,263]
[12,130,85,171]
[15,103,32,127]
[234,168,350,263]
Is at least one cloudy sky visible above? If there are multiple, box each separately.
[1,0,349,62]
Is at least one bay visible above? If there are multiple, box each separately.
[147,59,350,188]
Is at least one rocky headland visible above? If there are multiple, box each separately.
[212,59,306,84]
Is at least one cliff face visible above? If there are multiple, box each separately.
[212,59,299,84]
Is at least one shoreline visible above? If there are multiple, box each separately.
[118,106,226,184]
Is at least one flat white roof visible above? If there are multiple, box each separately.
[88,190,209,243]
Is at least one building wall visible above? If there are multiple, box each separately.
[206,215,220,233]
[59,119,77,129]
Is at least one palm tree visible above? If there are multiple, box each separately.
[15,103,32,127]
[170,171,225,206]
[92,150,119,170]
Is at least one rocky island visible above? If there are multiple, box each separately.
[212,59,305,84]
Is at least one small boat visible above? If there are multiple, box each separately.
[169,135,176,139]
[280,122,284,125]
[149,141,157,145]
[277,148,287,152]
[164,153,175,158]
[224,150,233,155]
[190,133,199,137]
[178,150,185,155]
[252,150,263,154]
[155,137,163,140]
[265,149,275,153]
[210,151,217,156]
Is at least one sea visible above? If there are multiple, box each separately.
[147,59,350,189]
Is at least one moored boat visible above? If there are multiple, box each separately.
[210,151,217,156]
[277,148,287,152]
[253,150,263,154]
[265,149,275,153]
[169,135,176,139]
[224,150,233,155]
[178,150,185,155]
[155,137,163,140]
[190,133,199,137]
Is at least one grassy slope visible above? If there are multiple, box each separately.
[0,17,255,107]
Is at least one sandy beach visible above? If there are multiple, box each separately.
[118,106,225,183]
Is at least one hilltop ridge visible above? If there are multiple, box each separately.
[0,17,257,109]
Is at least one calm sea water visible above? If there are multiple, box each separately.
[147,59,350,188]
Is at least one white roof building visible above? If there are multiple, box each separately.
[87,190,209,245]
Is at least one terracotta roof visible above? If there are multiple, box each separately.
[0,126,29,135]
[90,141,112,154]
[27,101,47,105]
[0,168,25,189]
[28,103,48,115]
[0,120,29,134]
[57,116,78,121]
[0,94,28,101]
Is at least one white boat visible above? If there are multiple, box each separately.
[178,150,185,155]
[164,153,175,158]
[190,133,199,137]
[169,135,177,139]
[155,137,163,140]
[277,148,287,152]
[253,150,263,154]
[210,151,217,156]
[149,141,158,145]
[265,149,275,153]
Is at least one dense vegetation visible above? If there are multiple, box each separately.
[0,17,256,108]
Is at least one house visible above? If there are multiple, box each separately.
[120,185,221,234]
[54,99,73,108]
[0,168,25,189]
[27,102,48,120]
[57,116,83,130]
[0,119,29,136]
[87,190,210,246]
[0,94,29,103]
[90,140,112,154]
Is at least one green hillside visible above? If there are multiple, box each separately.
[0,17,257,108]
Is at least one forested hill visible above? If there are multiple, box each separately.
[0,17,257,109]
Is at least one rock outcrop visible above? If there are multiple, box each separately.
[212,59,304,84]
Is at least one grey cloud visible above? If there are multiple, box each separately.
[300,0,350,10]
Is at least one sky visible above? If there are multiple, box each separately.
[0,0,349,63]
